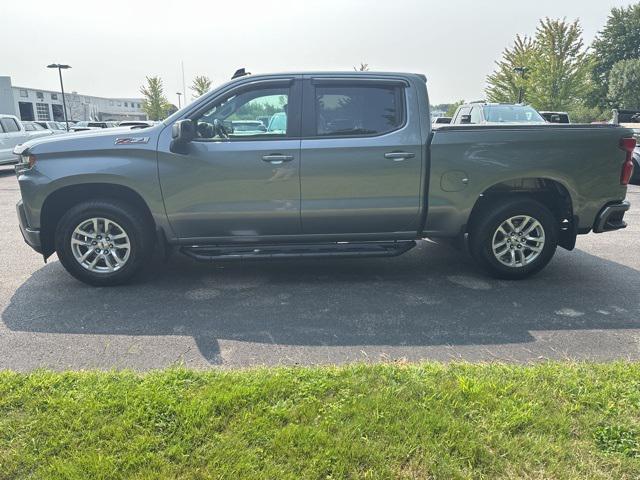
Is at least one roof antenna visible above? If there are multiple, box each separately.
[232,68,251,79]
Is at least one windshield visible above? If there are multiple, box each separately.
[483,105,544,123]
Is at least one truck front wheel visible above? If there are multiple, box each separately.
[54,199,154,286]
[469,198,558,279]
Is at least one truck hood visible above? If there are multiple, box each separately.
[13,125,162,156]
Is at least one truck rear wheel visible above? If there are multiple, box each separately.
[54,199,154,286]
[469,198,558,279]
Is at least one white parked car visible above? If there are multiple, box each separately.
[22,121,55,140]
[36,121,70,134]
[71,121,117,132]
[450,103,547,125]
[432,116,452,129]
[0,115,33,165]
[117,120,156,129]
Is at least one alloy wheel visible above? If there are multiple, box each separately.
[491,215,545,268]
[70,217,131,273]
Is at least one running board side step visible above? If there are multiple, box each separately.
[180,240,417,262]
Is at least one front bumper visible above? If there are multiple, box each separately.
[593,200,630,233]
[16,200,42,253]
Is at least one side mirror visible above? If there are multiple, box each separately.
[171,119,196,144]
[460,114,472,124]
[170,119,196,154]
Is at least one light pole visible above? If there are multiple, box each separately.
[176,92,182,109]
[47,63,71,131]
[513,66,527,104]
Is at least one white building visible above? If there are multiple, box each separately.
[0,76,147,122]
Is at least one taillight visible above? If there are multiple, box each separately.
[619,137,636,185]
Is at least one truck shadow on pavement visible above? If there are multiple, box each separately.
[3,241,640,365]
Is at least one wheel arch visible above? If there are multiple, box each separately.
[40,182,156,258]
[467,177,576,250]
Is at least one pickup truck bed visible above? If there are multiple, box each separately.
[427,124,629,236]
[13,71,636,286]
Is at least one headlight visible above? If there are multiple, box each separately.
[19,155,36,168]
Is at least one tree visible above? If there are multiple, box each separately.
[608,58,640,109]
[486,35,537,103]
[446,100,465,117]
[431,103,460,116]
[589,3,640,108]
[354,62,369,71]
[164,104,179,117]
[140,76,169,121]
[190,75,213,99]
[486,18,590,112]
[526,18,590,111]
[567,104,608,123]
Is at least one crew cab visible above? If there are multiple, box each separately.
[14,71,636,286]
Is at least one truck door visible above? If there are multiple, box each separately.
[299,77,423,234]
[157,77,303,240]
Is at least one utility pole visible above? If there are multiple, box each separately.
[176,92,182,109]
[181,61,186,107]
[513,66,527,104]
[47,63,71,130]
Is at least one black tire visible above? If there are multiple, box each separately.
[55,199,154,286]
[469,197,558,280]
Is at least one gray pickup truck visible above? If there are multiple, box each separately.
[14,71,636,286]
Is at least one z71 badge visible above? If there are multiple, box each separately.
[115,137,149,145]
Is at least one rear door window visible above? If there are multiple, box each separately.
[313,84,404,136]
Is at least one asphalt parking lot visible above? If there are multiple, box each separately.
[1,167,639,370]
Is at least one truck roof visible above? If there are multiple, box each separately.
[466,102,529,107]
[224,71,427,82]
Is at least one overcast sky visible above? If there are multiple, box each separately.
[0,0,636,104]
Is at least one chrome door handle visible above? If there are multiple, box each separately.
[262,154,293,165]
[384,152,415,161]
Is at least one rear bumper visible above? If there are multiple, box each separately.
[16,200,42,253]
[593,200,630,233]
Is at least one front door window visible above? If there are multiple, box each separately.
[194,88,289,140]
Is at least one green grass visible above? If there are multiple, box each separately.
[1,363,640,479]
